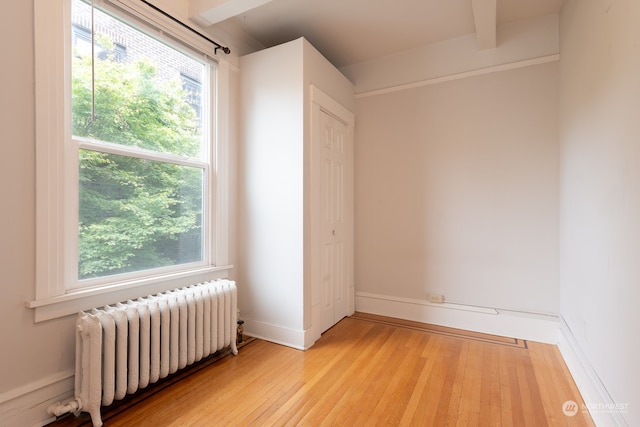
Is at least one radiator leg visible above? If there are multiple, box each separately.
[47,398,103,427]
[89,408,103,427]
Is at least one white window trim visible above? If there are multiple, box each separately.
[29,0,233,322]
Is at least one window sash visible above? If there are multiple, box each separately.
[67,139,212,290]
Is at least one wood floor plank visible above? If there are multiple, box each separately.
[365,331,428,424]
[435,338,464,425]
[49,315,594,427]
[398,334,449,426]
[348,330,410,424]
[484,341,503,426]
[528,341,595,427]
[457,341,483,426]
[310,326,398,425]
[445,339,467,426]
[378,334,433,425]
[429,336,459,425]
[266,323,393,425]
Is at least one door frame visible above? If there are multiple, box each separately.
[308,85,355,343]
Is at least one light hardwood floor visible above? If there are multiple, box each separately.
[51,314,594,426]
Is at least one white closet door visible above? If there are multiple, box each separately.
[318,108,350,333]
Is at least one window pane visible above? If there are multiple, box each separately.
[79,150,204,280]
[71,0,205,159]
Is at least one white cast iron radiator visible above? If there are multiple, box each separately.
[50,280,238,427]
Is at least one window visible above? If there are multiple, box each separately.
[71,0,209,286]
[31,0,233,321]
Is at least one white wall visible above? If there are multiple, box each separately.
[349,16,561,333]
[238,39,307,339]
[354,62,559,315]
[559,0,640,425]
[0,2,78,425]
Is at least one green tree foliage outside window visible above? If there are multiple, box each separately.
[72,42,205,280]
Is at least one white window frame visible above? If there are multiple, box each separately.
[29,0,233,322]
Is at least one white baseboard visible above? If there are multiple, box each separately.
[0,369,74,427]
[355,291,560,344]
[244,318,316,350]
[558,318,629,427]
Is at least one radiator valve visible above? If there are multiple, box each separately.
[237,320,244,344]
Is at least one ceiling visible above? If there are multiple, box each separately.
[192,0,564,68]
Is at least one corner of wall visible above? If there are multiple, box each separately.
[244,318,315,351]
[557,317,629,426]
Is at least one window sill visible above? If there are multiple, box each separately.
[27,265,233,322]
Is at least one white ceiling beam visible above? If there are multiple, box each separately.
[189,0,272,26]
[471,0,497,50]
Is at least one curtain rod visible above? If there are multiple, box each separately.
[140,0,231,55]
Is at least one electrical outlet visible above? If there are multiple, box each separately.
[427,293,444,304]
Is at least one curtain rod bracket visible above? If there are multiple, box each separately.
[140,0,231,55]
